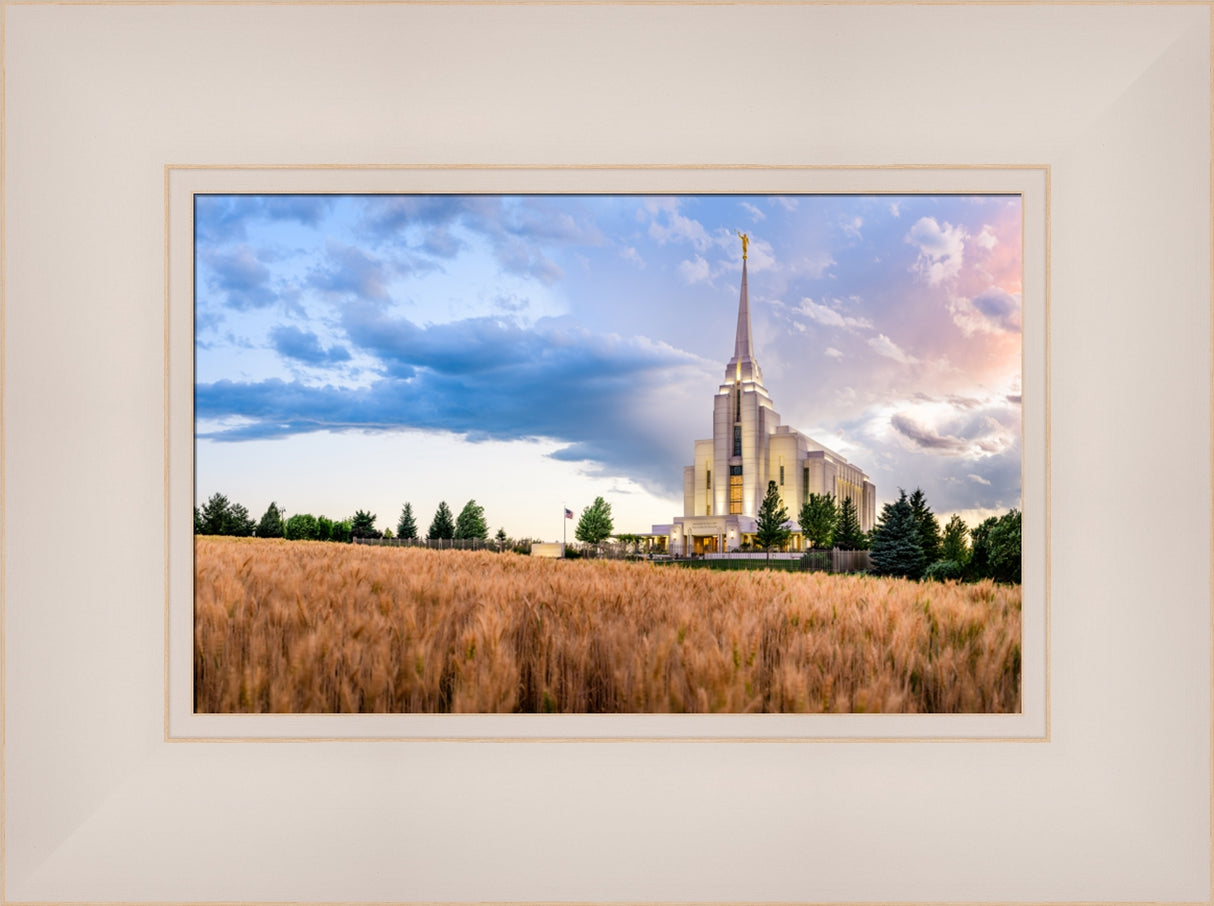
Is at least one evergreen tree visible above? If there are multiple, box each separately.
[256,501,286,538]
[798,493,838,550]
[428,501,455,540]
[197,492,231,535]
[575,497,614,545]
[350,509,381,539]
[834,496,868,550]
[226,502,256,537]
[495,527,508,550]
[940,514,970,567]
[396,503,418,540]
[754,480,792,563]
[454,499,488,540]
[868,489,926,580]
[908,487,942,564]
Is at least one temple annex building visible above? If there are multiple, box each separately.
[652,240,876,556]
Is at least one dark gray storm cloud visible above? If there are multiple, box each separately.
[198,312,702,495]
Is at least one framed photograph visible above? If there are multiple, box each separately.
[4,2,1209,903]
[171,170,1047,741]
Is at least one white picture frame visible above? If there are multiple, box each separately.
[3,2,1209,902]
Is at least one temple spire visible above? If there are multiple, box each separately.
[725,239,763,384]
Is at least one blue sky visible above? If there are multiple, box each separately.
[195,193,1022,540]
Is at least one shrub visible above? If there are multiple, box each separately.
[924,559,963,582]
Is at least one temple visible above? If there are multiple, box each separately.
[652,241,876,556]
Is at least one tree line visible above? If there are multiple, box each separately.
[195,493,501,545]
[193,492,618,550]
[753,480,1021,583]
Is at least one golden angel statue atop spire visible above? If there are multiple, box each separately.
[736,230,750,260]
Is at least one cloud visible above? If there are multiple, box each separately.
[889,202,901,218]
[841,216,863,240]
[882,394,1018,461]
[795,298,873,332]
[620,246,644,267]
[196,314,705,496]
[890,414,971,453]
[357,196,594,282]
[203,245,279,310]
[195,195,336,243]
[949,287,1022,336]
[967,473,992,485]
[975,225,998,251]
[678,256,712,284]
[907,216,967,285]
[741,202,766,222]
[270,325,352,366]
[648,210,713,251]
[307,240,392,301]
[867,333,920,365]
[772,197,799,212]
[790,251,836,279]
[824,347,844,360]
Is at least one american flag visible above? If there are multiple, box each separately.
[564,508,574,519]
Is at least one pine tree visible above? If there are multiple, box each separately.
[428,501,455,540]
[396,503,418,540]
[197,492,231,535]
[575,497,614,545]
[908,487,942,564]
[834,496,868,550]
[256,501,286,538]
[940,514,970,567]
[868,489,926,579]
[351,510,380,539]
[798,492,838,550]
[225,503,256,537]
[754,480,792,563]
[454,499,488,540]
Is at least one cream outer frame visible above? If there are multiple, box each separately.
[168,165,1048,742]
[3,1,1211,903]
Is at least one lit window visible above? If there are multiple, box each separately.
[729,465,743,515]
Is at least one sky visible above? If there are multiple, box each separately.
[195,193,1022,541]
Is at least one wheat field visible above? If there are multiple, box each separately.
[194,536,1021,713]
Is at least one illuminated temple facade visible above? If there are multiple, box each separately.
[654,246,876,556]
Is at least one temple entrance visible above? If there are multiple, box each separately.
[692,534,720,555]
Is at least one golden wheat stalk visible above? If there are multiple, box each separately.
[194,537,1021,714]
